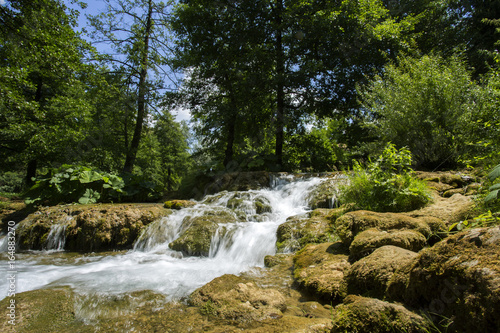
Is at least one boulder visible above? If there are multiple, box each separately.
[334,210,432,246]
[16,204,169,252]
[406,193,474,226]
[331,295,431,333]
[346,245,418,298]
[189,274,287,322]
[163,200,196,210]
[387,227,500,332]
[349,228,426,260]
[306,177,345,209]
[276,209,341,252]
[169,216,220,256]
[293,242,350,302]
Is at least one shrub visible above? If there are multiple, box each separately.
[339,144,432,212]
[360,54,478,169]
[24,165,160,206]
[0,171,24,193]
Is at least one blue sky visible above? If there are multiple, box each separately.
[64,0,191,122]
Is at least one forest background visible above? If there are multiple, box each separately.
[1,0,500,203]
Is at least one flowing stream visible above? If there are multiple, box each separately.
[0,175,329,302]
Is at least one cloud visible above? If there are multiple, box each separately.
[0,0,6,6]
[173,107,192,123]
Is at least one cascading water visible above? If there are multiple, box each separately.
[0,175,329,301]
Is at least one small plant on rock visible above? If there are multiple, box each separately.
[339,143,432,212]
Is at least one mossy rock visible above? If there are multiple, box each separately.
[15,204,170,252]
[407,193,473,226]
[334,210,432,246]
[349,228,427,260]
[0,287,84,333]
[293,242,350,302]
[163,200,196,209]
[346,245,418,298]
[386,227,500,332]
[276,210,336,252]
[225,193,272,216]
[189,274,287,323]
[331,295,431,333]
[169,216,220,256]
[306,178,343,209]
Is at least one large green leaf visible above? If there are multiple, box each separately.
[488,164,500,182]
[78,170,103,184]
[485,189,499,203]
[78,188,100,204]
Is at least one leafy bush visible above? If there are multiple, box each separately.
[24,165,160,206]
[0,171,24,193]
[485,163,500,203]
[360,54,478,169]
[339,144,432,212]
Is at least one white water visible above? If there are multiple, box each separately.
[0,176,328,301]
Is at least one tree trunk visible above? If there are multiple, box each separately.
[25,79,43,187]
[123,0,153,173]
[275,0,285,170]
[223,110,237,169]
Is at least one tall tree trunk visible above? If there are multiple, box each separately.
[123,0,153,173]
[223,113,237,169]
[275,0,285,170]
[25,78,43,186]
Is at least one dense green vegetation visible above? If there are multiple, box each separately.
[339,144,432,212]
[1,0,500,205]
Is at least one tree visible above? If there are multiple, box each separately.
[0,0,95,185]
[87,0,176,173]
[171,0,417,171]
[360,54,479,169]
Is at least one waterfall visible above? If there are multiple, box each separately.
[0,175,329,301]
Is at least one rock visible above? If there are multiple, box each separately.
[169,216,220,256]
[189,274,287,322]
[386,227,500,332]
[349,228,427,260]
[306,177,344,209]
[331,295,431,333]
[226,192,272,215]
[406,193,473,226]
[0,287,77,332]
[345,245,418,298]
[334,210,432,246]
[293,242,350,302]
[276,209,340,252]
[16,204,169,252]
[205,171,272,194]
[163,200,196,209]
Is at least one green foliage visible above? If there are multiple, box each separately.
[339,143,432,212]
[0,172,24,193]
[24,165,160,206]
[485,164,500,203]
[449,210,500,233]
[360,54,478,169]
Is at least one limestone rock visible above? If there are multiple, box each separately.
[293,243,350,302]
[276,209,341,252]
[305,177,344,209]
[334,210,432,246]
[16,204,169,252]
[163,200,196,209]
[349,228,426,260]
[346,245,418,298]
[331,295,431,333]
[387,227,500,332]
[406,193,474,226]
[169,216,220,256]
[189,274,287,323]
